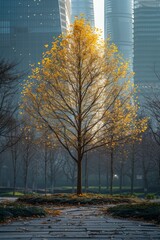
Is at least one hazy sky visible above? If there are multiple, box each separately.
[94,0,104,35]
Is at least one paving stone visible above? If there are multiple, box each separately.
[0,206,160,239]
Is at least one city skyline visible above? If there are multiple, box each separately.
[0,0,159,102]
[71,0,95,27]
[104,0,133,69]
[134,0,160,102]
[0,0,70,71]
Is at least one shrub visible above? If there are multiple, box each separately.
[0,205,45,222]
[145,193,156,200]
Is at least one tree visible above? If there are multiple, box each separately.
[63,151,77,193]
[139,131,155,193]
[33,127,59,194]
[145,95,160,187]
[21,124,36,193]
[8,120,22,195]
[103,95,148,194]
[0,60,22,153]
[146,97,160,144]
[49,147,63,193]
[117,147,128,194]
[22,18,145,194]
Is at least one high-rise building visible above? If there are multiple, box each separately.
[71,0,95,27]
[134,0,160,100]
[0,0,71,71]
[104,0,133,69]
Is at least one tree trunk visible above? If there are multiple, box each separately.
[51,177,55,193]
[131,144,135,195]
[142,157,148,194]
[72,177,75,193]
[12,149,17,196]
[119,161,124,194]
[13,158,17,196]
[106,158,109,191]
[13,169,16,196]
[77,159,82,195]
[110,148,114,195]
[24,172,27,194]
[98,155,101,193]
[44,146,47,196]
[32,158,38,193]
[45,162,47,196]
[24,163,28,194]
[143,174,148,194]
[158,155,160,189]
[85,152,88,192]
[50,165,54,193]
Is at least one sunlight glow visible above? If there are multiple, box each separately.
[94,0,104,38]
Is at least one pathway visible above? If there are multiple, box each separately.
[0,205,160,239]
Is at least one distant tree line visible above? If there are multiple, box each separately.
[0,59,159,196]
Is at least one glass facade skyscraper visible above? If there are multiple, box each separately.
[104,0,133,68]
[0,0,71,71]
[71,0,95,27]
[134,0,160,99]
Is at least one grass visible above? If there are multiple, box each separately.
[17,193,141,205]
[0,191,24,197]
[106,202,160,224]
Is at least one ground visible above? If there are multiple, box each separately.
[0,205,160,239]
[0,195,160,239]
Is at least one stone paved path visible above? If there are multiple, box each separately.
[0,205,160,239]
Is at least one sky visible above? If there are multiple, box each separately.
[94,0,104,36]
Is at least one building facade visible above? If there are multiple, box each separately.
[104,0,133,68]
[0,0,71,71]
[71,0,95,27]
[134,0,160,100]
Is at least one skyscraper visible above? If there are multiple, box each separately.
[104,0,133,69]
[71,0,95,27]
[0,0,71,71]
[134,0,160,99]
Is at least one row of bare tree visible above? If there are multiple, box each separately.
[0,55,160,194]
[0,123,160,196]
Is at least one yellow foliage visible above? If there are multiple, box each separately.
[21,17,147,157]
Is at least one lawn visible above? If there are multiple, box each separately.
[0,191,24,197]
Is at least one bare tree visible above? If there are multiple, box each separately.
[145,92,160,187]
[0,59,23,153]
[8,120,22,195]
[49,147,63,193]
[63,151,77,193]
[21,124,36,193]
